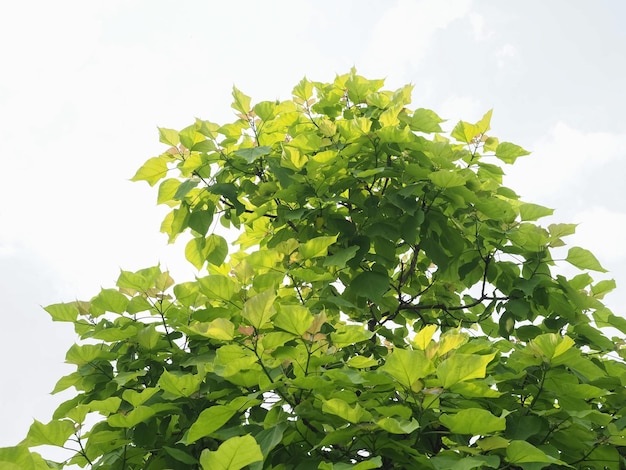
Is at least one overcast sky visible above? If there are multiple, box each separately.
[1,0,625,456]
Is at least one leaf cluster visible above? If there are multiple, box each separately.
[4,70,626,469]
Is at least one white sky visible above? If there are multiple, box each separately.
[1,0,625,454]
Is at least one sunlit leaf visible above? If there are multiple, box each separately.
[131,156,168,186]
[322,398,370,424]
[566,246,607,272]
[506,440,566,465]
[231,86,252,115]
[199,435,262,470]
[495,142,530,164]
[158,370,202,398]
[44,302,79,322]
[186,406,237,444]
[26,419,75,447]
[440,408,505,434]
[429,170,466,188]
[437,353,496,388]
[189,318,235,341]
[274,305,313,336]
[381,349,435,390]
[108,406,155,428]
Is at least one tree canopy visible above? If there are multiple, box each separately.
[3,70,626,469]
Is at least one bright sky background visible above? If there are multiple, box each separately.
[2,0,625,457]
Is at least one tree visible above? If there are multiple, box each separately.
[3,70,625,469]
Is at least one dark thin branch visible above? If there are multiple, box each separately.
[397,293,509,314]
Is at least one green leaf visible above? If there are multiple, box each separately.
[117,267,160,291]
[234,146,272,163]
[242,289,277,329]
[495,142,530,164]
[185,238,207,270]
[198,274,240,301]
[322,398,370,424]
[188,318,235,341]
[131,156,168,186]
[410,108,444,133]
[199,435,263,470]
[0,445,51,470]
[293,77,313,101]
[591,279,616,299]
[346,355,378,368]
[232,86,252,115]
[476,109,493,133]
[122,387,159,407]
[254,423,287,458]
[189,209,214,236]
[108,406,156,428]
[274,305,313,336]
[65,343,111,365]
[331,324,373,348]
[44,302,79,322]
[299,235,338,259]
[349,271,389,301]
[87,397,122,415]
[51,371,82,394]
[566,247,607,272]
[186,234,228,271]
[163,446,198,465]
[429,170,466,188]
[451,120,480,143]
[437,353,496,388]
[186,406,237,444]
[91,288,128,314]
[440,409,506,434]
[506,440,566,465]
[206,234,229,266]
[381,349,435,390]
[158,370,202,398]
[323,246,359,268]
[519,202,554,221]
[173,179,199,200]
[158,127,179,146]
[528,333,575,360]
[26,419,75,447]
[431,455,500,470]
[376,417,420,434]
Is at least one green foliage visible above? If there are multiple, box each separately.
[5,70,626,469]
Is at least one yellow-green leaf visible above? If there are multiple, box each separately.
[440,408,505,434]
[158,127,179,146]
[131,156,168,186]
[199,435,262,470]
[242,289,276,329]
[108,406,156,428]
[26,419,75,447]
[376,417,420,434]
[322,398,370,424]
[274,305,313,336]
[412,325,438,350]
[429,170,466,188]
[186,406,237,444]
[189,318,235,341]
[231,86,251,115]
[437,353,496,388]
[566,247,607,272]
[381,349,435,390]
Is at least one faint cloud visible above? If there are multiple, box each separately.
[505,121,626,201]
[495,43,518,68]
[361,0,472,74]
[469,13,494,41]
